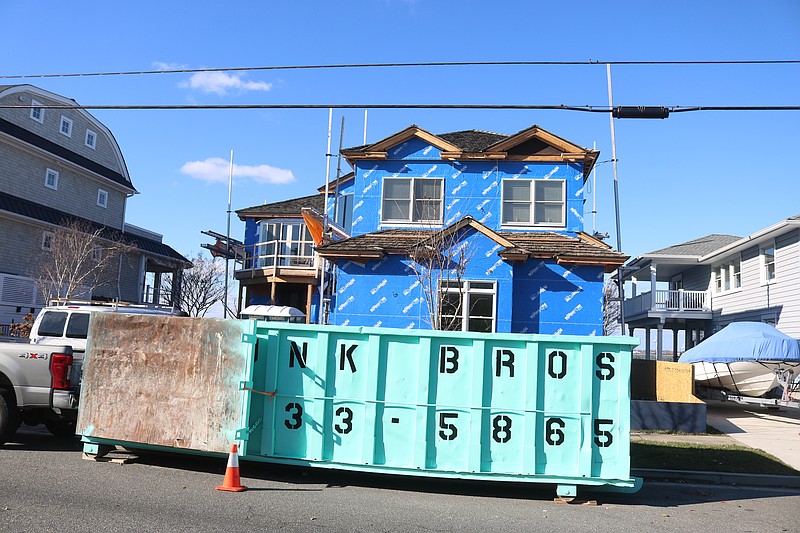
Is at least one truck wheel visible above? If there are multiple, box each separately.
[45,418,77,439]
[0,392,21,443]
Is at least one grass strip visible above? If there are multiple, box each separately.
[631,440,800,476]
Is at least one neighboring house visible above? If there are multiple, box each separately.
[313,124,627,334]
[0,84,190,324]
[620,214,800,358]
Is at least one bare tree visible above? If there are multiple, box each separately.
[30,219,136,304]
[164,252,226,317]
[408,227,474,331]
[603,278,621,335]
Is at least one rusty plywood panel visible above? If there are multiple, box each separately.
[77,314,253,453]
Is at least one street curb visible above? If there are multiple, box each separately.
[633,468,800,489]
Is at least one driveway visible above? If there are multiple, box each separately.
[706,400,800,470]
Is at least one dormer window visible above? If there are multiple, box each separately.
[30,100,44,123]
[60,116,73,137]
[501,179,565,227]
[85,129,97,149]
[381,177,443,224]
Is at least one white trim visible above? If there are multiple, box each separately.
[59,116,73,137]
[760,241,776,285]
[30,99,44,123]
[45,168,59,190]
[439,280,497,333]
[97,188,108,208]
[85,129,97,149]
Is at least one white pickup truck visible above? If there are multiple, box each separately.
[0,342,76,443]
[1,300,180,443]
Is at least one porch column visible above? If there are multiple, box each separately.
[306,284,313,324]
[672,329,679,361]
[237,283,244,317]
[649,264,657,295]
[656,321,664,361]
[645,328,651,360]
[270,280,277,305]
[631,276,638,298]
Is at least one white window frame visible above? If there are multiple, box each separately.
[713,256,743,294]
[91,246,103,262]
[85,129,97,149]
[760,242,776,284]
[45,168,59,190]
[59,116,73,137]
[97,189,108,208]
[439,280,497,333]
[42,231,55,251]
[381,177,444,225]
[501,179,566,228]
[30,100,44,123]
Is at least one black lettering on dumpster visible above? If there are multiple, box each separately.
[340,344,357,373]
[593,419,614,447]
[438,412,458,441]
[547,350,567,379]
[595,352,615,380]
[495,349,515,378]
[289,341,307,368]
[439,346,459,374]
[285,402,303,429]
[545,418,565,446]
[335,407,353,434]
[492,415,512,443]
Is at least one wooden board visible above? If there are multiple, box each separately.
[77,314,253,453]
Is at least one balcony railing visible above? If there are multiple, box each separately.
[237,239,318,274]
[624,289,711,317]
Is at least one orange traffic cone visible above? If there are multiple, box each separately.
[216,444,247,492]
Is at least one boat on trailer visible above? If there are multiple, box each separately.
[679,322,800,398]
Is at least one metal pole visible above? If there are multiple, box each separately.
[607,64,626,335]
[225,149,233,318]
[319,109,333,324]
[363,109,368,145]
[592,141,597,234]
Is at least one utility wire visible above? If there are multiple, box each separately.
[0,103,797,112]
[2,59,798,80]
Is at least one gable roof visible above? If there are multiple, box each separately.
[646,234,742,257]
[236,194,325,219]
[0,191,189,266]
[341,124,599,178]
[316,216,627,272]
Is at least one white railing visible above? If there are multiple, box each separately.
[624,289,710,316]
[238,239,317,273]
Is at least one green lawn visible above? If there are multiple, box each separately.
[631,440,800,476]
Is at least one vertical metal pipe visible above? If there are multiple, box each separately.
[225,149,233,317]
[607,64,626,335]
[319,109,333,324]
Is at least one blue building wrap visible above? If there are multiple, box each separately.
[326,135,605,335]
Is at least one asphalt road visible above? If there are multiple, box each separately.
[2,425,799,533]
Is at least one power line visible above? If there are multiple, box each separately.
[0,103,797,113]
[2,59,798,80]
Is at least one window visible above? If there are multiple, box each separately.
[97,189,108,208]
[439,280,496,333]
[761,244,776,283]
[42,231,54,251]
[37,311,67,337]
[30,100,44,123]
[59,116,73,137]
[85,129,97,149]
[45,168,59,190]
[713,257,742,294]
[65,312,90,339]
[501,179,565,226]
[91,246,103,262]
[335,193,353,230]
[381,177,443,224]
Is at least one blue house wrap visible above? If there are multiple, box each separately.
[316,125,627,335]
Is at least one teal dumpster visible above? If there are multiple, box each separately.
[79,314,641,498]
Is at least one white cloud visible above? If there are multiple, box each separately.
[152,61,189,71]
[180,157,295,185]
[179,72,272,95]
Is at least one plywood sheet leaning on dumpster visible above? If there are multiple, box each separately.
[77,313,253,453]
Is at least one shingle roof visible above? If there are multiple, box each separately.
[316,226,627,269]
[0,191,189,265]
[236,194,324,219]
[437,130,510,152]
[646,234,742,257]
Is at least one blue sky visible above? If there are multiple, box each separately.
[2,0,799,263]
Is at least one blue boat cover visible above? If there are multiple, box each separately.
[678,322,800,363]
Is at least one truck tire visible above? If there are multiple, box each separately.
[0,391,21,443]
[45,417,77,439]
